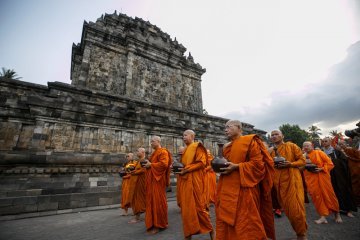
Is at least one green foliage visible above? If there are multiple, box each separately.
[279,123,309,147]
[307,125,322,141]
[0,67,22,80]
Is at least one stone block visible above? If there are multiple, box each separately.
[37,202,58,211]
[24,204,38,212]
[70,200,87,208]
[13,196,38,205]
[0,198,13,207]
[7,190,27,197]
[99,197,113,205]
[0,205,24,215]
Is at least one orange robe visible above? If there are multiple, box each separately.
[205,152,217,205]
[343,147,360,205]
[121,164,132,209]
[145,148,171,231]
[130,160,146,215]
[178,142,213,238]
[270,142,307,236]
[304,150,340,216]
[216,135,275,240]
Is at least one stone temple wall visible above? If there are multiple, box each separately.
[0,12,266,216]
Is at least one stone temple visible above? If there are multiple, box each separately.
[0,12,266,216]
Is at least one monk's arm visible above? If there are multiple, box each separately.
[150,150,169,181]
[319,151,334,173]
[238,140,266,187]
[290,144,306,168]
[184,147,206,173]
[132,166,146,175]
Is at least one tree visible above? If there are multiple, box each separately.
[329,130,339,137]
[307,125,322,141]
[279,123,309,148]
[0,67,21,80]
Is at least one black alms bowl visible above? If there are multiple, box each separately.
[274,156,286,166]
[211,157,228,173]
[172,161,184,173]
[305,163,317,172]
[126,164,135,171]
[119,170,127,177]
[140,160,147,168]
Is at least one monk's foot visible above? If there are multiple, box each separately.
[128,219,140,224]
[335,213,343,223]
[184,236,192,240]
[209,230,215,240]
[347,212,355,218]
[297,235,308,240]
[314,217,328,224]
[147,228,159,234]
[120,210,128,216]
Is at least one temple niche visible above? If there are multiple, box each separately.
[0,12,266,216]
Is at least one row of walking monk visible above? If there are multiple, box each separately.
[118,119,359,240]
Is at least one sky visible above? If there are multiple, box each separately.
[1,0,359,136]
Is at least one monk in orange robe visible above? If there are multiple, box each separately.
[270,130,308,240]
[176,146,185,209]
[302,141,342,224]
[339,140,360,206]
[128,147,146,224]
[142,136,172,234]
[216,120,275,240]
[205,149,217,206]
[120,153,134,216]
[177,130,214,240]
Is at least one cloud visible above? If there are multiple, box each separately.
[224,41,360,134]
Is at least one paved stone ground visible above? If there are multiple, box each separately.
[0,194,359,240]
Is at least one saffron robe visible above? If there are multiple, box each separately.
[304,150,340,216]
[178,142,213,238]
[130,160,146,215]
[270,142,307,236]
[343,147,360,206]
[205,152,217,205]
[216,135,275,240]
[145,148,171,231]
[121,162,132,209]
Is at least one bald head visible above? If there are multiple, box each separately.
[302,141,313,153]
[183,129,195,146]
[150,136,161,149]
[225,120,242,140]
[126,153,134,161]
[270,129,284,145]
[226,120,242,130]
[137,147,146,159]
[178,146,185,154]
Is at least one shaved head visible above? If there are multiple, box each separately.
[150,136,161,149]
[225,120,242,130]
[184,129,195,137]
[270,129,284,145]
[183,129,196,146]
[271,129,283,136]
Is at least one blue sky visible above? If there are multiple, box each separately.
[1,0,359,135]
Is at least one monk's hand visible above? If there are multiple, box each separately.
[220,162,239,175]
[178,168,188,175]
[277,160,292,169]
[143,160,151,169]
[314,167,323,173]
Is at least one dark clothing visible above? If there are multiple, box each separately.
[325,148,357,212]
